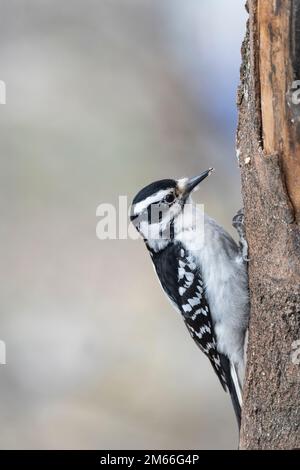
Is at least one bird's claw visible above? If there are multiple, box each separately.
[232,208,249,262]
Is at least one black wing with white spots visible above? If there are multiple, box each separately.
[151,242,227,391]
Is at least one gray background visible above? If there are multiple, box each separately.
[0,0,246,449]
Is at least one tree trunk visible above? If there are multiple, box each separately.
[237,0,300,449]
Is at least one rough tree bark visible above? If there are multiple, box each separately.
[237,0,300,449]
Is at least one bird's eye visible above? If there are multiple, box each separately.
[165,194,175,204]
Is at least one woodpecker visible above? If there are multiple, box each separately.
[130,169,249,427]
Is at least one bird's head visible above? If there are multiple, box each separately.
[130,168,213,251]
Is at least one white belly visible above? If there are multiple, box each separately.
[176,213,249,370]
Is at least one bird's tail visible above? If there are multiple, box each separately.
[220,354,242,429]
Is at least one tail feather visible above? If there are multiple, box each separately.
[219,354,242,429]
[230,362,242,408]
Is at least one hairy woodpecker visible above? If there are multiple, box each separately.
[130,169,249,427]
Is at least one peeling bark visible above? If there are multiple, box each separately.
[237,0,300,449]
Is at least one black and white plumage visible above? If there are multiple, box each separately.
[131,170,249,428]
[152,242,227,388]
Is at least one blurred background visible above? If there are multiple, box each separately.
[0,0,247,449]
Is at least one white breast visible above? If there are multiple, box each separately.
[175,206,249,374]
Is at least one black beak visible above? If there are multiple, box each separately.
[184,168,214,197]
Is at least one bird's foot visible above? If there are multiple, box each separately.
[232,208,249,262]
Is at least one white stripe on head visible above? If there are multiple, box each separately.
[132,189,171,216]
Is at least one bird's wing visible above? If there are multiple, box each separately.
[152,241,227,391]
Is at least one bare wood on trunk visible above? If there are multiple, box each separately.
[237,0,300,449]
